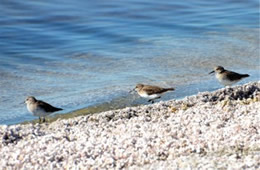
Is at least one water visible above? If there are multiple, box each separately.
[0,0,259,125]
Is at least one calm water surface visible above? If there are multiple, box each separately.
[0,0,259,124]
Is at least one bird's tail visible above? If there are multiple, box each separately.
[242,74,250,78]
[55,108,63,111]
[164,88,175,92]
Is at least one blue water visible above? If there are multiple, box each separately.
[0,0,259,124]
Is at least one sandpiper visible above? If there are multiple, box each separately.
[209,66,249,86]
[131,84,175,103]
[25,96,63,123]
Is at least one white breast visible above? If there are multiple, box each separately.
[138,92,161,99]
[27,103,50,117]
[27,104,34,114]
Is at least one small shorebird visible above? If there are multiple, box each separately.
[25,96,63,123]
[131,84,175,103]
[209,66,249,86]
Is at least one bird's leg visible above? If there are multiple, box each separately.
[39,117,41,123]
[148,99,155,103]
[43,117,46,123]
[148,96,161,103]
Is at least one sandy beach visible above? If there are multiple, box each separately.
[0,81,259,169]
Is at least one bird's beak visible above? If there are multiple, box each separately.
[129,88,135,93]
[209,70,215,74]
[20,101,25,105]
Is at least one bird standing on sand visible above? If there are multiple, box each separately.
[209,66,249,86]
[132,84,175,103]
[25,96,63,123]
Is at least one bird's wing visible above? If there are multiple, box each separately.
[37,100,62,112]
[142,85,168,95]
[225,71,247,81]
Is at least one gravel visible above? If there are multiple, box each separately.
[0,81,259,169]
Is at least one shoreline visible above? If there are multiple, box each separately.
[0,81,259,169]
[3,77,256,125]
[18,80,230,125]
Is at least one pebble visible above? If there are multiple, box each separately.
[0,81,259,169]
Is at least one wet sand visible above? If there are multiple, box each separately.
[0,81,259,169]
